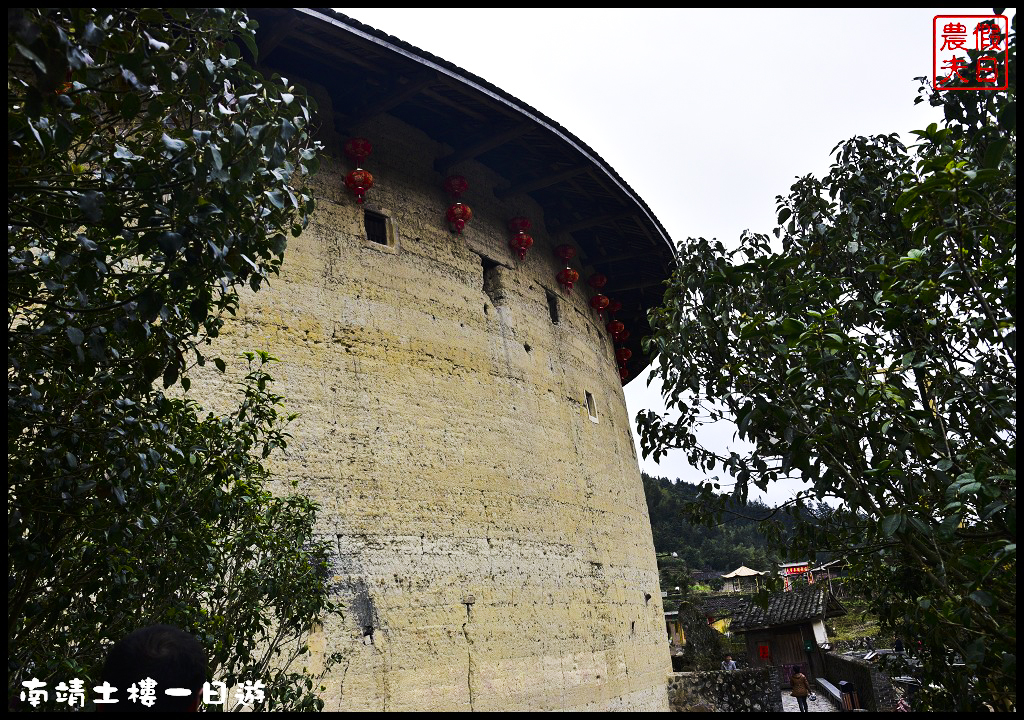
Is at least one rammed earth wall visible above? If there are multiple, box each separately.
[667,669,783,712]
[821,652,898,712]
[192,82,671,710]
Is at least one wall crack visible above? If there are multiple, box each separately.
[462,603,476,711]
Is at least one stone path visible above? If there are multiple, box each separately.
[781,691,839,712]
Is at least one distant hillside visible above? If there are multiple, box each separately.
[642,473,782,572]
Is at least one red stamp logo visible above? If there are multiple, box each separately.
[933,15,1009,90]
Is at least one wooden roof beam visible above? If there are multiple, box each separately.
[281,32,381,73]
[606,278,665,293]
[421,87,490,122]
[593,249,654,265]
[494,163,591,199]
[256,13,298,61]
[343,72,438,128]
[552,209,635,235]
[434,121,534,173]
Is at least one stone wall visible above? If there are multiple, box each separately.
[821,652,898,712]
[190,79,671,711]
[667,669,783,712]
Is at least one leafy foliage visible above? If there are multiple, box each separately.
[656,552,724,669]
[8,8,338,710]
[673,596,725,671]
[639,16,1015,712]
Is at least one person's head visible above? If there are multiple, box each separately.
[725,654,732,661]
[101,625,206,712]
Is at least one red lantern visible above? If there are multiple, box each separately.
[508,216,532,234]
[607,319,625,338]
[555,244,579,292]
[616,347,633,365]
[444,175,472,234]
[620,367,630,382]
[507,217,533,260]
[557,267,580,292]
[510,232,534,260]
[607,299,623,315]
[589,294,610,319]
[616,328,631,343]
[344,137,373,164]
[344,137,374,204]
[444,175,469,200]
[345,168,374,204]
[588,273,608,290]
[447,203,473,234]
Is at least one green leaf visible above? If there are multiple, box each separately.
[881,513,903,537]
[162,132,186,153]
[983,137,1010,169]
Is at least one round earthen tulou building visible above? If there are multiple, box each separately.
[203,8,677,710]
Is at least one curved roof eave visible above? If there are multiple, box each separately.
[253,8,676,382]
[296,8,675,257]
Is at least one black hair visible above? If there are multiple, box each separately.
[100,625,207,712]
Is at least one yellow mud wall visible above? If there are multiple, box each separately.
[192,96,670,710]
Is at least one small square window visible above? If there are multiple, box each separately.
[546,290,559,324]
[364,209,389,245]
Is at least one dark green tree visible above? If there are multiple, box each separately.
[8,8,339,710]
[638,16,1015,711]
[673,597,724,671]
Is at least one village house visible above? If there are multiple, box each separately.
[729,585,846,685]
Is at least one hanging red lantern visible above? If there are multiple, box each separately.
[344,137,374,204]
[345,168,374,204]
[557,267,580,292]
[507,217,534,260]
[607,319,625,339]
[607,299,623,315]
[508,216,532,234]
[444,175,469,200]
[446,202,473,233]
[589,294,610,319]
[555,244,578,292]
[444,175,473,234]
[620,367,630,382]
[588,273,608,290]
[446,203,473,234]
[615,347,633,365]
[616,328,631,343]
[345,137,373,164]
[510,232,534,260]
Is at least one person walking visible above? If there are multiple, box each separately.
[790,665,810,712]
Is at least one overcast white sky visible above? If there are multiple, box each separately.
[339,8,1011,504]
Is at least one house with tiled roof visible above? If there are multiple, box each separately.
[700,593,751,635]
[730,586,846,685]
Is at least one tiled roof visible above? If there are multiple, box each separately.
[701,594,751,619]
[691,569,723,583]
[730,587,846,632]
